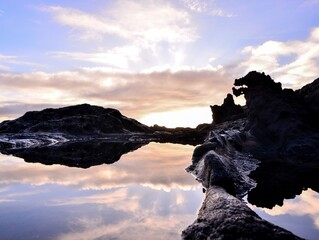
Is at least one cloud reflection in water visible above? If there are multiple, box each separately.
[0,142,203,240]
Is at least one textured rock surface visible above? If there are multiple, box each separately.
[0,104,151,135]
[182,186,302,240]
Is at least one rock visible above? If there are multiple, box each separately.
[0,104,151,135]
[182,186,303,240]
[183,71,319,239]
[296,78,319,127]
[210,94,245,124]
[233,71,319,150]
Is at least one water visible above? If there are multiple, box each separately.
[248,189,319,240]
[0,141,318,240]
[0,143,203,240]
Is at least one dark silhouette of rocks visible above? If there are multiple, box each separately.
[0,104,209,148]
[233,71,318,148]
[248,160,319,208]
[183,117,305,240]
[233,72,319,208]
[296,77,319,127]
[0,104,151,135]
[184,71,319,239]
[1,139,146,168]
[210,94,245,124]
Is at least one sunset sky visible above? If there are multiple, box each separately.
[1,0,319,127]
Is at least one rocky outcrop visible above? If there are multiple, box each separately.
[0,104,151,135]
[183,186,302,240]
[210,94,245,124]
[183,119,302,239]
[0,104,210,148]
[184,71,319,239]
[233,71,319,149]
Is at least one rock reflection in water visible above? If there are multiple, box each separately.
[0,143,203,240]
[248,189,319,240]
[247,159,319,209]
[0,140,147,168]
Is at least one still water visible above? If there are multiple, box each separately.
[249,189,319,240]
[0,142,318,239]
[0,143,203,240]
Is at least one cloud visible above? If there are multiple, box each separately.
[0,66,232,125]
[180,0,234,17]
[43,1,198,70]
[237,27,319,88]
[0,54,45,71]
[45,1,197,44]
[51,45,141,69]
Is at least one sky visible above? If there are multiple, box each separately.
[1,0,319,127]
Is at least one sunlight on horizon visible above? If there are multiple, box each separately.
[139,107,212,128]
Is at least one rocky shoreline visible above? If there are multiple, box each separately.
[182,71,319,239]
[0,71,318,239]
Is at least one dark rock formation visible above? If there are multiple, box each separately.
[183,117,304,240]
[232,71,319,148]
[184,71,319,239]
[296,77,319,127]
[0,104,210,147]
[0,104,151,135]
[210,94,245,124]
[183,186,302,240]
[248,159,319,208]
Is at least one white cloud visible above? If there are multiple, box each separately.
[43,1,198,70]
[180,0,234,17]
[0,66,231,126]
[51,45,141,69]
[46,1,197,44]
[237,27,319,88]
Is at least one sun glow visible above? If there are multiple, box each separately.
[139,107,212,128]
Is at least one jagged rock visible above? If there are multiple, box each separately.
[0,104,151,135]
[210,94,245,124]
[183,71,319,239]
[233,71,319,149]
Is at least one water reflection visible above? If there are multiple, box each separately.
[245,158,319,240]
[1,140,147,168]
[247,160,319,208]
[0,143,203,240]
[248,189,319,240]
